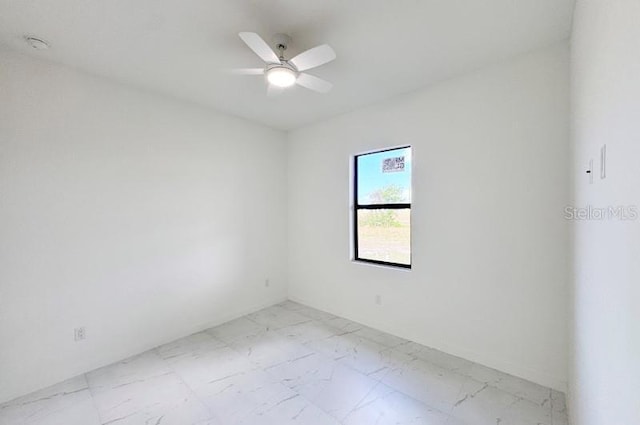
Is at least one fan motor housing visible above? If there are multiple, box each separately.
[272,33,292,51]
[265,61,297,73]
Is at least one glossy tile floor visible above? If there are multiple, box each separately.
[0,301,568,425]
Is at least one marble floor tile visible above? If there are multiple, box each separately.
[253,393,342,425]
[163,346,256,391]
[323,316,364,334]
[206,316,269,343]
[276,320,341,344]
[381,357,469,413]
[449,378,552,425]
[502,397,554,425]
[228,330,315,368]
[86,350,173,392]
[465,363,552,406]
[264,350,335,388]
[448,380,520,425]
[307,332,413,379]
[194,368,297,424]
[289,361,378,420]
[276,300,308,311]
[550,390,568,425]
[550,389,566,415]
[156,331,227,361]
[552,412,569,425]
[395,342,474,375]
[295,305,339,322]
[87,351,211,425]
[353,326,408,348]
[1,301,567,425]
[343,382,451,425]
[0,376,100,425]
[247,305,311,329]
[90,375,211,425]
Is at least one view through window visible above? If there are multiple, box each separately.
[354,146,411,268]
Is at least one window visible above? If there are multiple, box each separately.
[353,146,411,268]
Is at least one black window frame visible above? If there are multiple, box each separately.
[353,146,412,269]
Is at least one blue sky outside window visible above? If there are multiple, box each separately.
[357,147,411,205]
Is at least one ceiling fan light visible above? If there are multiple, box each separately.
[266,67,296,87]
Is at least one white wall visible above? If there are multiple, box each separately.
[570,1,640,424]
[0,48,288,403]
[288,44,570,391]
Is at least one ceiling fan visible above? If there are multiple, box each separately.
[232,32,336,95]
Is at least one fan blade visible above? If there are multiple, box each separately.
[267,84,284,97]
[289,44,336,71]
[239,32,281,64]
[296,73,333,93]
[228,68,264,75]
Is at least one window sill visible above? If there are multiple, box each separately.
[352,259,411,271]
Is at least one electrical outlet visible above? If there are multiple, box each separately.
[265,278,270,288]
[74,327,86,341]
[375,294,382,305]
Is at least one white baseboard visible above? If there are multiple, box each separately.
[287,295,567,393]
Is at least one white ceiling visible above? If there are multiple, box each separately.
[0,0,575,130]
